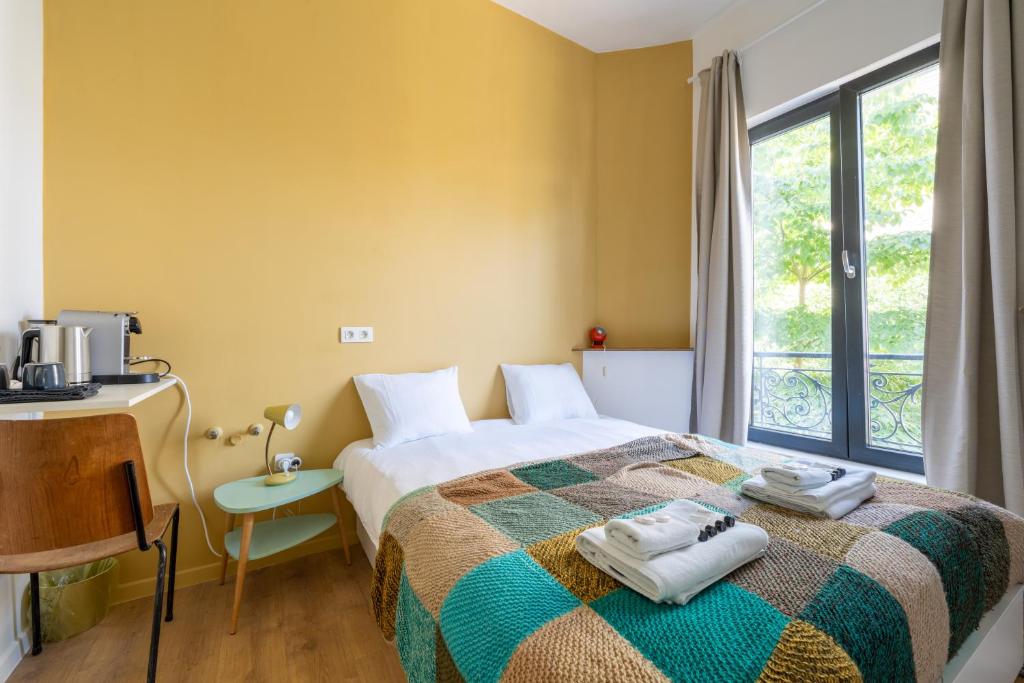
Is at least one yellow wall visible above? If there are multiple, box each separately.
[43,0,691,600]
[595,42,693,347]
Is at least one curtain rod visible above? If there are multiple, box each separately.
[686,0,831,85]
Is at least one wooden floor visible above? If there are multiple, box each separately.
[10,549,405,682]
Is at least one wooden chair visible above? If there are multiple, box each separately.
[0,414,179,683]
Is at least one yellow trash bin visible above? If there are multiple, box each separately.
[22,559,119,642]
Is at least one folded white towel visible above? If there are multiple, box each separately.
[604,500,726,561]
[761,460,845,489]
[576,522,769,605]
[741,474,876,519]
[757,464,874,496]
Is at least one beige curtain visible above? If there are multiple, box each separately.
[690,51,753,444]
[923,0,1024,515]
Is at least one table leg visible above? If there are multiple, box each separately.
[229,513,254,635]
[330,486,352,566]
[219,512,236,586]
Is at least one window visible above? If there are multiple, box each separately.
[749,45,939,473]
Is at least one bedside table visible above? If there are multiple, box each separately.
[213,468,350,634]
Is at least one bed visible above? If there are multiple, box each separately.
[334,417,1024,683]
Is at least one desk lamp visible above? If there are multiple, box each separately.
[263,403,301,486]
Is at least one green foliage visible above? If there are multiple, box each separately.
[752,67,938,356]
[752,117,831,306]
[862,79,939,230]
[754,307,927,356]
[865,231,931,282]
[754,306,829,354]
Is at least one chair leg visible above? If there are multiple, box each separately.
[165,506,180,622]
[29,572,42,656]
[147,539,167,683]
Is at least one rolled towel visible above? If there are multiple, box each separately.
[761,460,847,489]
[604,500,725,561]
[741,475,876,519]
[576,522,769,605]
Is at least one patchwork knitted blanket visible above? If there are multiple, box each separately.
[370,435,1024,683]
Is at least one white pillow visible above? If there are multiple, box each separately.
[354,366,472,448]
[500,363,598,425]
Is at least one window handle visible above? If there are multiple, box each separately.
[842,250,857,279]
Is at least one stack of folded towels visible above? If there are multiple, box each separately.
[740,459,876,519]
[575,500,769,605]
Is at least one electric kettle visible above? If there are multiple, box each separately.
[14,322,93,384]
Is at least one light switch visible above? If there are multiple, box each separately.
[340,326,374,343]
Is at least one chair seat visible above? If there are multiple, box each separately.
[0,503,178,574]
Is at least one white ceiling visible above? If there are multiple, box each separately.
[490,0,738,53]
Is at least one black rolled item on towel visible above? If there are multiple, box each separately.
[724,515,736,528]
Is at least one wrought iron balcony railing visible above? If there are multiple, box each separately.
[751,350,923,454]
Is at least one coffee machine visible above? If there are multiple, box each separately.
[57,310,159,384]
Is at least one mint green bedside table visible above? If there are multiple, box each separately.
[213,469,349,634]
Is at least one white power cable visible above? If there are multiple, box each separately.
[166,374,222,558]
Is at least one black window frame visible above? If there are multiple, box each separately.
[748,43,940,474]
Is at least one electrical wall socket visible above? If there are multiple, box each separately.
[273,453,302,472]
[340,326,373,343]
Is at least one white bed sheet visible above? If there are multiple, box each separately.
[334,416,666,544]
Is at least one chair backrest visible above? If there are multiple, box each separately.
[0,413,155,556]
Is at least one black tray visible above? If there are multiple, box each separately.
[0,383,101,404]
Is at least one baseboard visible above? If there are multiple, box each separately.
[0,628,30,683]
[0,640,21,683]
[111,534,354,605]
